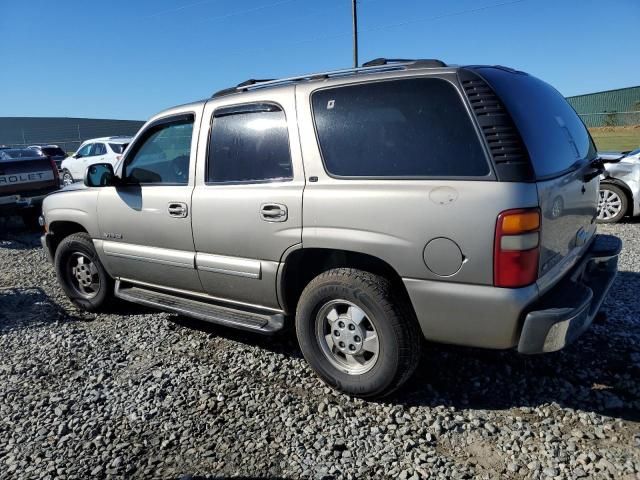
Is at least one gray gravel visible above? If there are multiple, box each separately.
[0,216,639,480]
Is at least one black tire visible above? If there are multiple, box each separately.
[21,208,41,230]
[61,169,74,186]
[54,232,114,311]
[295,268,421,398]
[597,184,627,224]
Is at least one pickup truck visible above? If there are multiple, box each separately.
[0,149,60,228]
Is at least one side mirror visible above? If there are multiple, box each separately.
[84,163,116,187]
[74,153,81,159]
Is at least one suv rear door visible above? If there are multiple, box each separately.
[475,67,600,291]
[191,92,304,310]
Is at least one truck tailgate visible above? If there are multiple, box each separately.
[0,158,57,196]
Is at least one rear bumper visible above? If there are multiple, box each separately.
[517,234,621,353]
[403,234,621,351]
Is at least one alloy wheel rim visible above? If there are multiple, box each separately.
[67,252,100,299]
[63,173,73,186]
[315,299,379,375]
[598,189,622,220]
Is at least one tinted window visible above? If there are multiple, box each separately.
[92,143,107,156]
[0,149,43,159]
[477,68,597,178]
[41,147,66,156]
[109,143,127,154]
[312,78,489,178]
[124,116,193,185]
[207,105,292,183]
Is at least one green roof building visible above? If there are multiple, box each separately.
[567,85,640,127]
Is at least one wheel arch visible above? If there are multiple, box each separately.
[279,247,414,316]
[46,221,89,259]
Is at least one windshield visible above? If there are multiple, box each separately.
[0,149,43,159]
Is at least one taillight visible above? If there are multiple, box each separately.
[494,208,541,288]
[48,157,60,181]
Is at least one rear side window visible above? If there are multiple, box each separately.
[109,143,127,154]
[41,147,65,156]
[477,68,597,178]
[207,104,292,183]
[312,78,489,178]
[92,143,107,156]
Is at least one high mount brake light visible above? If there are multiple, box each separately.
[494,208,541,288]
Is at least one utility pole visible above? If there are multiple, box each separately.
[352,0,358,68]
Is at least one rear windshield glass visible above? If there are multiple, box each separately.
[0,149,42,159]
[477,68,596,178]
[109,143,127,154]
[41,147,66,156]
[312,78,490,178]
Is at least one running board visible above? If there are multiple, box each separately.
[114,280,284,334]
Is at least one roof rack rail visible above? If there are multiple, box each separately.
[362,57,447,68]
[211,58,448,98]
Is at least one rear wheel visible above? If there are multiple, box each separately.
[61,169,74,186]
[54,233,114,311]
[295,268,421,398]
[597,184,627,224]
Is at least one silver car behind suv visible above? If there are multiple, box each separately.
[40,59,621,397]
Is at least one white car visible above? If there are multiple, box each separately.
[60,136,131,186]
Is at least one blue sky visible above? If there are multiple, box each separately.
[1,0,638,120]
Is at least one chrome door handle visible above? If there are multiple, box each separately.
[260,203,287,222]
[168,202,188,218]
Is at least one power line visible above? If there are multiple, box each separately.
[196,0,299,23]
[362,0,526,33]
[149,0,299,21]
[147,0,217,19]
[227,0,527,57]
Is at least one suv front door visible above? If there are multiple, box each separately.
[191,97,304,310]
[96,112,202,292]
[71,143,94,179]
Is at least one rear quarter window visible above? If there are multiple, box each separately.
[311,78,490,178]
[477,68,597,179]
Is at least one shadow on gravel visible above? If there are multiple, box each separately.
[178,476,292,480]
[0,219,41,250]
[169,315,304,360]
[0,287,84,332]
[388,270,640,422]
[164,272,640,422]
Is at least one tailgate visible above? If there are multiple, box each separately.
[0,158,57,196]
[536,168,598,280]
[475,67,600,289]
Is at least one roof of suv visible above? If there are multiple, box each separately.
[211,58,452,99]
[80,136,133,144]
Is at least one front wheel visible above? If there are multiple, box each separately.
[597,184,627,224]
[295,268,421,398]
[54,233,114,311]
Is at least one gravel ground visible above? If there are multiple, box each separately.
[0,217,639,480]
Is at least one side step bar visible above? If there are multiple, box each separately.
[114,280,284,334]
